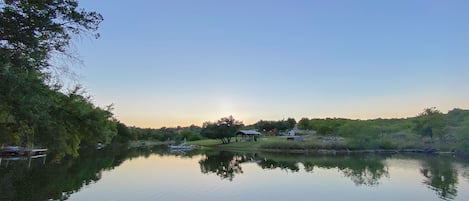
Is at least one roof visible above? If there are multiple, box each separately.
[236,130,261,135]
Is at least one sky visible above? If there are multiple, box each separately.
[71,0,469,128]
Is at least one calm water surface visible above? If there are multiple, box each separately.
[1,146,469,201]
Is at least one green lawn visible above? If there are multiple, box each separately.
[186,139,221,147]
[187,136,287,148]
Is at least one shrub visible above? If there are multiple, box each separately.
[378,140,397,149]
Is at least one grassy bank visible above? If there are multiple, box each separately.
[187,134,467,155]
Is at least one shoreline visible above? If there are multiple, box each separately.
[207,146,469,157]
[126,140,469,158]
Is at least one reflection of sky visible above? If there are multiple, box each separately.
[69,1,469,128]
[67,155,469,201]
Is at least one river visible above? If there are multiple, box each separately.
[1,146,468,201]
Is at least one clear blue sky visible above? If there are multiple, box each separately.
[72,0,469,128]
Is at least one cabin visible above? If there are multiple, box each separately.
[236,130,261,142]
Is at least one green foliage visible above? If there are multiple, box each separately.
[338,120,380,138]
[0,0,102,70]
[179,130,202,141]
[447,108,469,127]
[297,117,310,130]
[200,116,243,144]
[414,107,446,140]
[378,140,397,149]
[34,87,117,158]
[454,116,469,150]
[254,118,296,134]
[298,118,347,135]
[128,125,203,142]
[113,122,133,143]
[186,139,221,147]
[0,0,118,159]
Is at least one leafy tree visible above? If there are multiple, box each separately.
[286,118,296,129]
[298,117,311,130]
[254,118,295,134]
[0,0,102,70]
[0,0,112,159]
[200,116,243,144]
[414,108,446,140]
[179,130,202,141]
[113,121,133,143]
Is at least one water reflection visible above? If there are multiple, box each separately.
[198,151,245,181]
[0,146,468,201]
[0,145,168,201]
[258,157,300,172]
[420,156,458,200]
[197,151,467,200]
[303,154,389,186]
[200,152,388,186]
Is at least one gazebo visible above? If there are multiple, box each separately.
[235,130,261,142]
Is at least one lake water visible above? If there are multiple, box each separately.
[1,146,469,201]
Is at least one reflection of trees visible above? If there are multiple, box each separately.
[199,151,248,181]
[340,156,388,186]
[302,155,389,186]
[0,145,169,201]
[420,157,458,200]
[258,159,300,172]
[254,153,388,186]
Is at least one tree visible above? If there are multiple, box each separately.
[113,121,133,143]
[200,116,243,144]
[179,130,202,141]
[254,118,295,134]
[0,0,102,71]
[286,118,296,129]
[298,118,311,130]
[0,0,110,159]
[414,107,446,140]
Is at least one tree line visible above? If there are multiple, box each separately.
[120,116,297,144]
[297,108,469,150]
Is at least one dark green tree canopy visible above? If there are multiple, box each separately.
[0,0,103,70]
[201,116,243,144]
[254,118,296,134]
[0,0,112,159]
[414,107,446,140]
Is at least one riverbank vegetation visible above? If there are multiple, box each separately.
[125,108,469,154]
[186,108,469,153]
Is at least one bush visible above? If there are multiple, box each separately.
[378,140,397,149]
